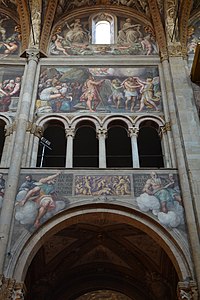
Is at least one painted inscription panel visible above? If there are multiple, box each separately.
[36,66,162,115]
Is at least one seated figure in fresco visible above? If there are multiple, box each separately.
[118,18,143,45]
[65,19,89,45]
[136,172,184,228]
[17,172,61,228]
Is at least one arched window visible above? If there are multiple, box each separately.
[73,121,98,167]
[0,120,5,163]
[37,120,66,167]
[137,120,164,167]
[106,120,132,168]
[92,13,115,44]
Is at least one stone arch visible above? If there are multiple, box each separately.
[103,115,134,130]
[9,204,193,283]
[71,115,102,131]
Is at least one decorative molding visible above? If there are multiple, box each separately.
[40,0,59,55]
[17,0,31,54]
[148,0,168,60]
[179,0,193,57]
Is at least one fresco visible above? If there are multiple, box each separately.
[75,175,131,196]
[36,66,162,114]
[0,66,23,113]
[49,16,158,56]
[13,171,185,233]
[187,20,200,54]
[133,172,185,228]
[0,13,21,58]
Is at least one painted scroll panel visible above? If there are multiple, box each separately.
[36,66,162,115]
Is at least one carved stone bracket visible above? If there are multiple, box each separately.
[177,280,198,300]
[0,274,26,300]
[27,122,44,138]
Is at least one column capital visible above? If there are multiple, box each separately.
[160,122,171,137]
[177,280,198,300]
[4,122,16,136]
[27,122,44,138]
[168,42,183,57]
[25,49,40,62]
[97,128,107,139]
[65,127,75,138]
[128,126,139,137]
[0,274,26,300]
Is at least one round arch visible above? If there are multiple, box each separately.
[9,204,193,283]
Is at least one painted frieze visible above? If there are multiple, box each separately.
[36,66,162,115]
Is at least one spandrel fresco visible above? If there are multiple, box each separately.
[13,171,185,233]
[0,66,23,113]
[133,172,185,229]
[36,66,162,115]
[0,13,21,58]
[49,16,158,56]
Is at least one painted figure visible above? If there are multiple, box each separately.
[122,77,141,111]
[136,172,184,228]
[109,78,124,109]
[17,172,61,228]
[136,77,159,112]
[80,75,104,112]
[118,18,142,44]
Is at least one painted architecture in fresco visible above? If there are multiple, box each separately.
[36,66,162,114]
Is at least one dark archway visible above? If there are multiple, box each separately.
[36,120,66,167]
[106,120,132,168]
[137,121,164,168]
[73,121,98,168]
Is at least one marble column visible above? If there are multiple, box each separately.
[129,127,139,168]
[0,50,40,273]
[97,128,107,168]
[162,57,200,290]
[65,128,75,168]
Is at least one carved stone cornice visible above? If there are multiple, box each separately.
[40,0,59,55]
[16,0,31,54]
[27,122,44,138]
[177,280,198,300]
[0,274,26,300]
[147,0,168,61]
